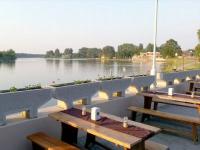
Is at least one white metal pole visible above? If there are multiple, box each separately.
[150,0,158,76]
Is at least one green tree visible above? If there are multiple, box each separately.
[0,52,3,58]
[63,48,73,59]
[160,39,182,58]
[5,49,16,59]
[195,44,200,61]
[78,47,88,58]
[145,43,154,52]
[198,29,200,42]
[54,49,61,58]
[0,49,16,61]
[101,46,115,59]
[78,47,101,58]
[117,43,139,58]
[138,43,143,51]
[87,48,101,58]
[45,50,54,58]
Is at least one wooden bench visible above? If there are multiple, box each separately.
[128,106,200,142]
[27,132,80,150]
[145,140,169,150]
[27,132,168,150]
[152,98,196,109]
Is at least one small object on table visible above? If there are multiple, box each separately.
[168,88,174,96]
[91,107,101,121]
[191,91,195,98]
[123,116,128,128]
[82,106,86,116]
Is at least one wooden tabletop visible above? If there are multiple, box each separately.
[49,111,160,149]
[140,92,200,105]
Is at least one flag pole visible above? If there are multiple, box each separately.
[150,0,159,87]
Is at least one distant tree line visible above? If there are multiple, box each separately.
[45,38,183,59]
[195,29,200,61]
[0,49,16,61]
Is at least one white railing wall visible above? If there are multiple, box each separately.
[0,70,200,125]
[157,70,200,86]
[0,89,52,126]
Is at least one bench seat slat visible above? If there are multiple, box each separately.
[152,99,196,108]
[128,106,200,125]
[145,140,169,150]
[27,132,79,150]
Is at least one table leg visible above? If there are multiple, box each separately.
[85,133,95,148]
[32,142,43,150]
[61,123,78,144]
[141,96,152,122]
[131,111,137,121]
[153,102,158,110]
[189,82,194,91]
[85,133,113,150]
[197,104,200,119]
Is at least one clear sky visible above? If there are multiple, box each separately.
[0,0,200,54]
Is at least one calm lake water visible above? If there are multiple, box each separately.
[0,58,164,90]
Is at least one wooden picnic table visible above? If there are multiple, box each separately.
[49,108,160,150]
[139,91,200,121]
[133,91,200,141]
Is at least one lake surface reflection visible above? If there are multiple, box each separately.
[0,58,163,90]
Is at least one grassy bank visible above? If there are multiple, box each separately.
[162,57,200,73]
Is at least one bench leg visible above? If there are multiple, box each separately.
[192,124,198,143]
[141,114,148,123]
[61,123,78,144]
[131,111,137,121]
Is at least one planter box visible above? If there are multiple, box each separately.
[51,80,91,88]
[0,86,42,93]
[97,77,122,81]
[0,88,52,125]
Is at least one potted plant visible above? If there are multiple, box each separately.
[0,84,42,93]
[51,80,91,87]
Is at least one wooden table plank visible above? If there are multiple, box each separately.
[140,92,200,105]
[49,111,160,149]
[100,112,160,133]
[49,112,139,149]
